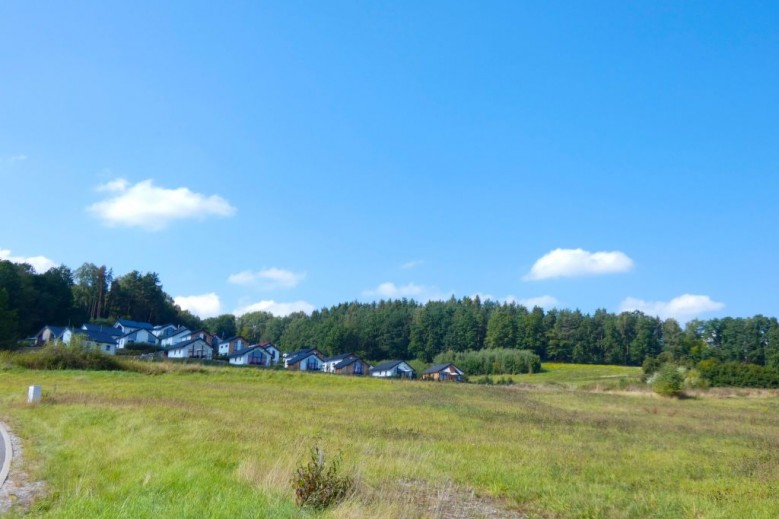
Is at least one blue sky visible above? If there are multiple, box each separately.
[2,1,778,322]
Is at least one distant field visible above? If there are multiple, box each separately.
[483,363,643,387]
[0,363,777,518]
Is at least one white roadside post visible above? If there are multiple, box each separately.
[27,385,41,404]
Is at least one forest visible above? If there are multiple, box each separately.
[1,259,778,371]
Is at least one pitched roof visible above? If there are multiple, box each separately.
[82,323,123,336]
[75,329,118,346]
[334,356,366,369]
[323,352,356,363]
[115,319,154,330]
[423,363,460,375]
[164,338,211,352]
[227,345,270,359]
[285,348,322,365]
[370,360,414,373]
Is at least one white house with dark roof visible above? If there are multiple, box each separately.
[284,348,324,371]
[228,345,273,367]
[117,328,159,349]
[369,360,416,379]
[165,338,213,359]
[113,319,155,335]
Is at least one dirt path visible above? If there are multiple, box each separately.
[0,422,46,514]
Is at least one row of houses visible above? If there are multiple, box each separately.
[33,320,465,381]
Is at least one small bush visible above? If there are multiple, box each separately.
[292,446,353,510]
[651,363,684,397]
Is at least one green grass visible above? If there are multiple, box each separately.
[0,362,777,518]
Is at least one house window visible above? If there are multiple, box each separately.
[249,351,265,365]
[306,357,319,371]
[354,363,363,375]
[105,345,111,352]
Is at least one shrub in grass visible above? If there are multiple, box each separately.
[651,363,684,397]
[292,446,353,510]
[13,343,127,371]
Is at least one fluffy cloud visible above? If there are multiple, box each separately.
[174,293,222,319]
[228,268,306,289]
[518,295,559,308]
[524,248,634,281]
[474,293,559,308]
[619,294,725,321]
[400,260,424,270]
[363,282,451,302]
[88,178,236,230]
[0,248,58,273]
[233,300,315,317]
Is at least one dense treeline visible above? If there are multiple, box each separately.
[0,260,201,345]
[434,349,541,375]
[2,259,779,371]
[234,298,779,367]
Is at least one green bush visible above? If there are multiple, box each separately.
[651,363,684,397]
[697,360,779,388]
[291,446,353,510]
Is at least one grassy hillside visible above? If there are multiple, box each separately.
[0,363,777,518]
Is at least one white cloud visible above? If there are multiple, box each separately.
[518,295,559,308]
[524,248,634,281]
[87,178,236,230]
[619,294,725,322]
[234,300,315,317]
[473,293,559,308]
[401,260,424,270]
[363,282,451,302]
[228,268,306,289]
[174,293,222,319]
[0,248,58,273]
[96,177,129,192]
[8,154,27,163]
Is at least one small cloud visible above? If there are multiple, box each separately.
[8,154,27,163]
[96,177,129,192]
[524,248,634,281]
[234,299,315,317]
[518,295,559,308]
[228,268,306,290]
[363,282,451,302]
[619,294,725,322]
[174,293,222,319]
[401,260,424,270]
[87,178,236,231]
[472,293,558,308]
[0,248,58,273]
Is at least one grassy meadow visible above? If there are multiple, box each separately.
[0,361,778,518]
